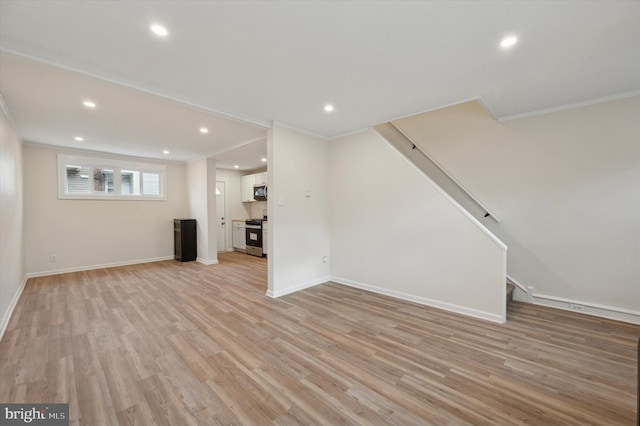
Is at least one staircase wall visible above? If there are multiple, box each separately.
[329,129,507,323]
[392,96,640,320]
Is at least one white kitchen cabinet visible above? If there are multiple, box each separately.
[254,172,267,185]
[241,172,268,202]
[241,175,255,202]
[232,221,246,250]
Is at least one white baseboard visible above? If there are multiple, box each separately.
[0,274,28,341]
[265,275,330,298]
[530,292,640,325]
[331,276,505,324]
[196,257,219,265]
[27,255,175,278]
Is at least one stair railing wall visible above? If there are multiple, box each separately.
[375,122,533,300]
[381,122,501,223]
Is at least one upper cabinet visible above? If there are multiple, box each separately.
[254,172,267,185]
[241,171,268,202]
[241,175,255,202]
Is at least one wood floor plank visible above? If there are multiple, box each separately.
[1,251,638,425]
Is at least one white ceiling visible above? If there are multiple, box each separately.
[1,1,639,163]
[0,53,268,166]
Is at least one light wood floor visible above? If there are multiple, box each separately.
[1,252,638,425]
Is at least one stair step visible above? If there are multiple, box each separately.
[507,283,515,305]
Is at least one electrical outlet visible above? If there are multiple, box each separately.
[569,303,584,311]
[322,256,328,264]
[50,254,57,262]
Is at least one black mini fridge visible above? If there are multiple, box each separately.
[174,219,197,262]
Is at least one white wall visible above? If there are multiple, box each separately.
[267,125,330,297]
[206,158,218,260]
[329,129,507,322]
[186,158,219,264]
[23,144,189,274]
[394,96,640,320]
[0,103,26,336]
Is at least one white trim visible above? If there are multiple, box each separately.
[387,122,501,223]
[196,258,219,266]
[530,292,640,325]
[376,96,489,126]
[331,97,493,141]
[331,276,506,324]
[57,153,167,200]
[201,135,268,162]
[0,275,28,342]
[272,121,330,141]
[0,48,271,130]
[265,276,330,298]
[373,128,507,252]
[506,275,527,293]
[498,90,640,122]
[500,250,507,321]
[0,94,25,142]
[328,126,373,141]
[24,141,184,165]
[332,110,507,141]
[26,256,174,278]
[475,97,499,120]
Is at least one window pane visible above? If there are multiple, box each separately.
[59,154,166,200]
[66,165,91,193]
[142,172,160,195]
[93,169,114,193]
[121,170,140,195]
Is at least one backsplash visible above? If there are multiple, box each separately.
[250,201,267,219]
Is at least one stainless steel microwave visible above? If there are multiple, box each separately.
[254,184,267,201]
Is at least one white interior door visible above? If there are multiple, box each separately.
[216,181,226,252]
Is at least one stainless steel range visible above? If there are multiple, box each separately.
[245,219,264,257]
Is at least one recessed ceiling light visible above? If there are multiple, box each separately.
[324,104,334,112]
[261,158,267,162]
[199,127,209,134]
[151,24,168,37]
[500,36,518,48]
[233,165,239,169]
[74,136,84,142]
[82,100,96,109]
[162,150,170,154]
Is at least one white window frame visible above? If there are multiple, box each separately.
[57,154,167,200]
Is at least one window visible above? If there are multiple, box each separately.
[143,172,161,195]
[65,165,91,194]
[121,170,140,195]
[58,154,167,200]
[94,169,114,193]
